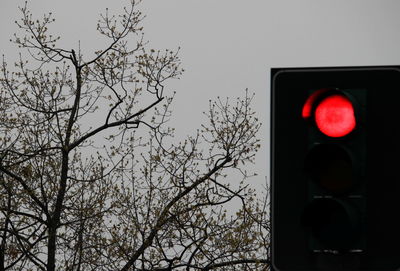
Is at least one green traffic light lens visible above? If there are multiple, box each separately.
[302,198,361,251]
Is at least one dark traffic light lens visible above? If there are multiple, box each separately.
[306,144,353,194]
[302,198,361,251]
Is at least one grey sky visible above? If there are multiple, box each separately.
[2,0,400,192]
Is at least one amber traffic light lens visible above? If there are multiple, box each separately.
[306,144,354,194]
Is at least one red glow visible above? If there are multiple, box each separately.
[302,89,327,119]
[315,95,356,137]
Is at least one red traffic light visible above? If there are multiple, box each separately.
[303,91,356,137]
[315,94,356,137]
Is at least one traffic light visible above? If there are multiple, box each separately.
[271,66,400,271]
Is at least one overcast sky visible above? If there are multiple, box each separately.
[2,0,400,193]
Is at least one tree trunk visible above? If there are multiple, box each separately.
[46,224,56,271]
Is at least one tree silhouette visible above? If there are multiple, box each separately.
[0,1,269,270]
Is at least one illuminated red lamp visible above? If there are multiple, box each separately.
[303,91,356,138]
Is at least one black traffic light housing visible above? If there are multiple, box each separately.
[271,66,400,271]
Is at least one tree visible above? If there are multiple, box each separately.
[0,1,269,270]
